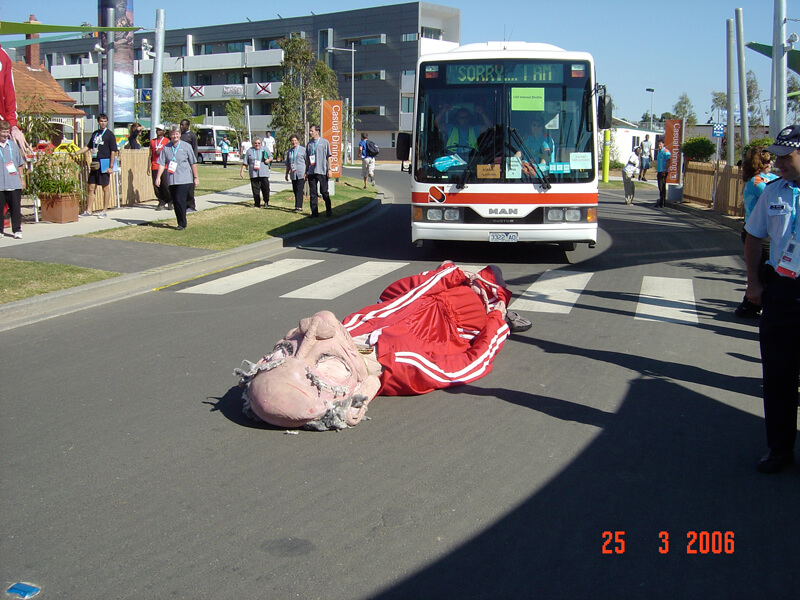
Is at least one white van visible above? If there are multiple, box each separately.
[195,125,240,164]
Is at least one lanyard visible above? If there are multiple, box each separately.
[0,141,13,163]
[309,140,317,155]
[93,130,104,147]
[170,141,181,160]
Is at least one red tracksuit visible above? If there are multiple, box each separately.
[343,263,511,396]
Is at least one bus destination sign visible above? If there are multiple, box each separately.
[445,62,568,85]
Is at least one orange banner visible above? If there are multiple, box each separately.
[665,119,682,184]
[322,100,343,178]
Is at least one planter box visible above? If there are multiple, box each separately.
[39,193,80,223]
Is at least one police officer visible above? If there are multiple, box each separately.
[744,125,800,473]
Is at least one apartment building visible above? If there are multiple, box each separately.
[37,2,460,149]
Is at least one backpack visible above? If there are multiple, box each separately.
[365,139,380,157]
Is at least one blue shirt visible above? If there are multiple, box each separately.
[743,172,778,221]
[745,178,800,268]
[656,148,671,173]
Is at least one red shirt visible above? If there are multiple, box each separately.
[343,264,511,396]
[0,45,18,128]
[150,136,168,170]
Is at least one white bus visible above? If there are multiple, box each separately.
[398,42,611,250]
[195,125,240,164]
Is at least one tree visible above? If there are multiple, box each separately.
[16,93,56,146]
[271,35,340,156]
[746,70,764,129]
[160,73,192,127]
[672,93,697,127]
[225,97,247,146]
[640,111,651,127]
[710,91,726,120]
[788,74,800,123]
[660,111,677,123]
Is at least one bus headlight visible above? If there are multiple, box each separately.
[426,208,443,221]
[444,208,461,221]
[546,208,564,222]
[565,208,582,222]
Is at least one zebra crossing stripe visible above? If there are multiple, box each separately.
[635,276,698,324]
[509,270,593,314]
[281,261,409,300]
[176,258,324,295]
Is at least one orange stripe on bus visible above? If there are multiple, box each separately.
[411,191,598,205]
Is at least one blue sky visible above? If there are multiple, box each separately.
[1,0,791,125]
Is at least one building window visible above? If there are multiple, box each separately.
[179,45,188,57]
[421,27,442,40]
[401,97,414,113]
[318,28,332,66]
[227,72,243,85]
[343,34,386,46]
[227,41,244,53]
[391,132,396,148]
[402,33,418,42]
[356,106,385,116]
[195,44,213,55]
[344,70,385,82]
[196,73,213,86]
[261,38,282,50]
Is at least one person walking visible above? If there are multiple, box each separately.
[263,131,276,156]
[359,132,375,188]
[655,140,671,208]
[76,113,117,218]
[0,120,25,239]
[284,134,307,213]
[218,134,231,168]
[155,125,199,230]
[305,124,332,218]
[240,136,272,208]
[622,146,641,205]
[743,125,800,473]
[639,134,652,181]
[149,124,172,211]
[179,119,199,212]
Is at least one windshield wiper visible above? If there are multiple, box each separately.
[509,127,551,190]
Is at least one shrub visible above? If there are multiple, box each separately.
[681,136,716,162]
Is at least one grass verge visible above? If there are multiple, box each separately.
[1,258,120,304]
[84,175,377,251]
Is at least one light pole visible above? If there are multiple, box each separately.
[646,88,655,130]
[326,43,355,164]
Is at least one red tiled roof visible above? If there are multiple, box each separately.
[12,61,85,117]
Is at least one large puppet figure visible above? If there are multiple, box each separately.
[235,262,531,431]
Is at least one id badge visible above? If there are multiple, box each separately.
[309,154,316,166]
[254,160,261,171]
[776,238,800,279]
[92,148,98,159]
[168,160,178,174]
[6,161,17,175]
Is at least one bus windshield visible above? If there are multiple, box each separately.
[414,58,596,185]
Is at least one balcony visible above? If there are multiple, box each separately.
[52,62,99,79]
[173,81,282,102]
[135,49,283,75]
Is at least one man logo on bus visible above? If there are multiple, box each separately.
[428,186,446,203]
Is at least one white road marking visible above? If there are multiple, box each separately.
[176,258,324,295]
[635,276,698,324]
[281,261,409,300]
[509,270,593,314]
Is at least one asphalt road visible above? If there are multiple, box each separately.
[2,168,796,599]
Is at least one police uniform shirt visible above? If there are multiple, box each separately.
[745,177,800,268]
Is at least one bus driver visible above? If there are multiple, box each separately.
[436,104,492,160]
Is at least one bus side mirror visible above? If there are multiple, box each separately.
[396,133,411,161]
[598,96,612,130]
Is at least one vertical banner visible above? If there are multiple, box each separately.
[665,119,682,184]
[100,0,135,123]
[322,100,343,178]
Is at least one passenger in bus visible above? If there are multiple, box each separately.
[436,104,492,160]
[522,115,553,164]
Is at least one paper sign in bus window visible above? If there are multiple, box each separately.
[506,156,522,178]
[511,88,545,111]
[569,152,592,170]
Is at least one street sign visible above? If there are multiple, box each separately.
[712,123,725,137]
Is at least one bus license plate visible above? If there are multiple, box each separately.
[489,232,518,243]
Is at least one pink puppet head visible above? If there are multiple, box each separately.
[235,311,382,430]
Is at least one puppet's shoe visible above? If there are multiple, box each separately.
[506,311,532,333]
